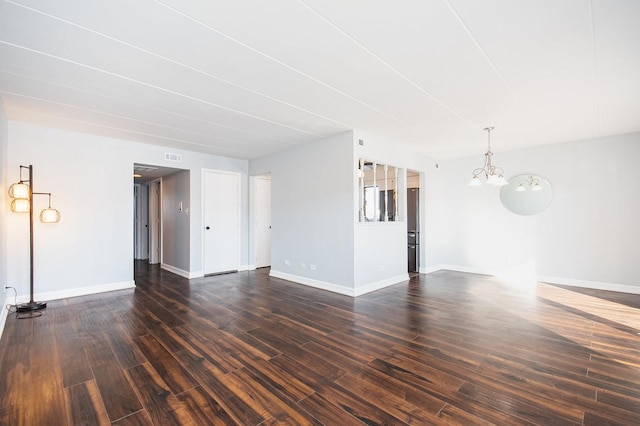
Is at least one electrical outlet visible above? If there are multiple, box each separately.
[310,264,317,271]
[299,263,306,269]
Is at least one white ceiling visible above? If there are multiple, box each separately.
[1,0,638,160]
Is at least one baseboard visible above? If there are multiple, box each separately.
[432,264,494,276]
[538,276,640,295]
[238,264,254,272]
[269,270,355,297]
[269,271,410,297]
[421,265,640,295]
[160,263,203,279]
[15,280,136,304]
[0,306,8,342]
[419,264,444,274]
[354,274,410,296]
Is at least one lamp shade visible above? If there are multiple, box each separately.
[468,176,482,186]
[486,174,501,185]
[10,198,30,213]
[8,182,30,199]
[40,208,61,223]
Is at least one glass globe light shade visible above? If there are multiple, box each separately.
[10,198,30,213]
[8,182,30,199]
[40,207,61,223]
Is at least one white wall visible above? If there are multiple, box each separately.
[161,170,190,274]
[429,132,640,293]
[6,122,249,301]
[250,132,356,293]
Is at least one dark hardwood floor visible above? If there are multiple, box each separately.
[1,262,639,425]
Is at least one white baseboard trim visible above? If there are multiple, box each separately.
[427,264,494,276]
[354,274,410,297]
[538,276,640,295]
[269,271,410,297]
[160,263,195,279]
[238,264,254,272]
[0,306,8,342]
[419,265,444,274]
[269,270,355,297]
[15,280,136,304]
[189,270,204,279]
[421,265,640,295]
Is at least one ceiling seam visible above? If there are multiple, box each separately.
[443,0,519,104]
[153,0,429,133]
[4,0,353,131]
[0,89,276,148]
[588,0,603,136]
[0,69,286,143]
[0,40,321,137]
[296,0,473,130]
[7,107,256,157]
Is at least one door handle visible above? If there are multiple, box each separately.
[205,226,210,230]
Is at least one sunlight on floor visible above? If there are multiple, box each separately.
[537,283,639,332]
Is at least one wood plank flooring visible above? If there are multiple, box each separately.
[1,263,639,425]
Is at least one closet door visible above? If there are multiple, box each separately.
[203,170,240,274]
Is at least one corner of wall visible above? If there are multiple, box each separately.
[0,98,9,340]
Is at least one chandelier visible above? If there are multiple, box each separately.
[468,126,508,186]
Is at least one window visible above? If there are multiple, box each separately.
[358,159,399,222]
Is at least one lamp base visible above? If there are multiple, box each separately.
[16,301,47,312]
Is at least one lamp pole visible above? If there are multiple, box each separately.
[17,165,47,312]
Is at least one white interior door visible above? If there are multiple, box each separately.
[255,176,271,268]
[204,170,240,274]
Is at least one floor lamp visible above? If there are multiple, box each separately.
[8,165,61,312]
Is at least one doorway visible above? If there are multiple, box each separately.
[132,163,187,266]
[254,174,271,268]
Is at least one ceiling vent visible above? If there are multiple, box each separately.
[165,153,182,162]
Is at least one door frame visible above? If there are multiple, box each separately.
[149,178,162,265]
[201,169,242,275]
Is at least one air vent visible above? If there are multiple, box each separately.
[165,153,182,162]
